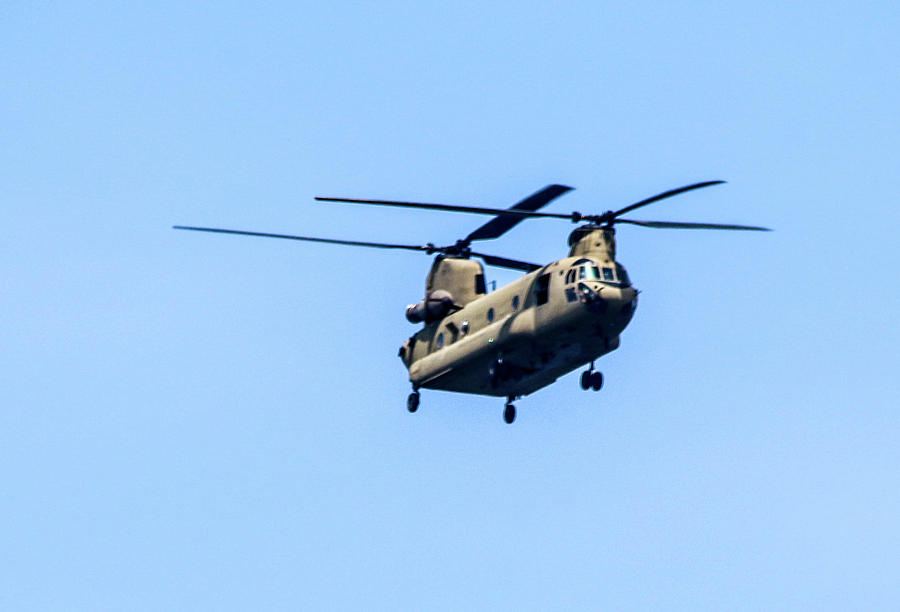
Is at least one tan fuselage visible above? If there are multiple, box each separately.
[399,228,637,398]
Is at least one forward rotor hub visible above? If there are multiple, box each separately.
[426,240,472,258]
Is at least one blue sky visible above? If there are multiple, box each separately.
[3,2,899,609]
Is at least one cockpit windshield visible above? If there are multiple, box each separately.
[579,265,600,281]
[570,259,631,287]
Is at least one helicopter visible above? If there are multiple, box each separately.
[174,180,770,424]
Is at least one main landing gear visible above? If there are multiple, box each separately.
[580,361,604,392]
[503,396,516,424]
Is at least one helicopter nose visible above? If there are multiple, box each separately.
[577,282,638,318]
[576,282,606,312]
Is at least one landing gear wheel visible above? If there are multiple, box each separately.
[580,371,592,390]
[590,372,604,391]
[407,391,420,413]
[503,402,516,424]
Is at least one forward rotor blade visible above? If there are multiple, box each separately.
[471,251,542,272]
[612,180,726,218]
[615,219,772,231]
[465,184,573,243]
[315,196,573,221]
[172,226,431,251]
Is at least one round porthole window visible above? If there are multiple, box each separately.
[487,308,495,323]
[436,333,444,348]
[511,295,520,310]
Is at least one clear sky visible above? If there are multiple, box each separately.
[3,1,899,609]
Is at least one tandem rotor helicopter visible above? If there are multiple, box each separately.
[175,180,770,424]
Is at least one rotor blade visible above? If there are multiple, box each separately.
[612,180,726,218]
[615,219,772,231]
[471,251,542,272]
[172,226,431,251]
[174,225,543,272]
[315,196,573,221]
[465,184,573,243]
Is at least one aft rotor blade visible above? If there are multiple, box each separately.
[315,196,573,221]
[172,226,431,251]
[611,180,726,218]
[615,219,772,231]
[465,184,573,243]
[471,251,542,272]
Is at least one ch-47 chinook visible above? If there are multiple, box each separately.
[174,180,770,424]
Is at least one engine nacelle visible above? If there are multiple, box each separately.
[406,289,455,324]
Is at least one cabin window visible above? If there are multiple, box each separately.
[602,267,615,281]
[486,308,495,323]
[536,273,550,305]
[475,274,486,295]
[511,295,520,311]
[436,333,444,349]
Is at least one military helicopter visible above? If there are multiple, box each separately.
[174,180,770,424]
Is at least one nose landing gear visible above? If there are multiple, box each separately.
[407,387,520,425]
[579,361,604,392]
[407,390,420,413]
